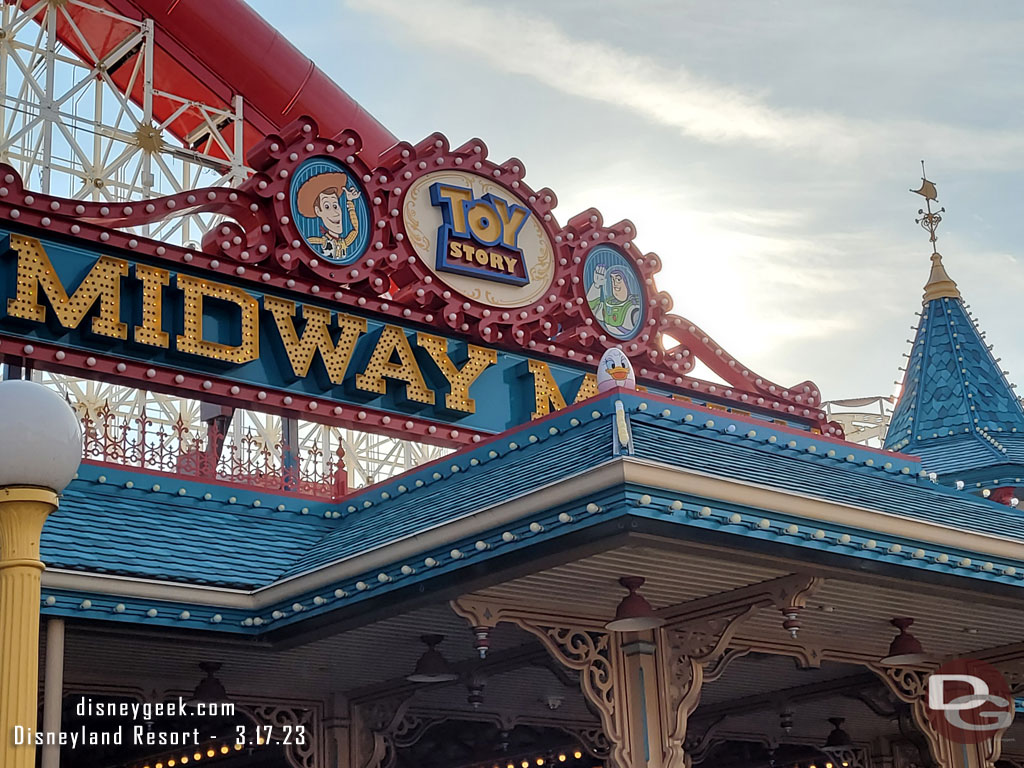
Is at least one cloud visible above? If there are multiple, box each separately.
[355,0,853,151]
[323,0,1024,399]
[354,0,1024,170]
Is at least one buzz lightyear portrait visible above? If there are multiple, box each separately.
[290,158,370,265]
[584,247,644,340]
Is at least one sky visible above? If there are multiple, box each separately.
[247,0,1024,401]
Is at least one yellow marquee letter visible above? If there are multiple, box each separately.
[6,235,128,339]
[528,360,598,419]
[355,325,435,404]
[417,333,496,413]
[133,264,170,348]
[575,372,598,402]
[264,297,366,383]
[175,274,259,363]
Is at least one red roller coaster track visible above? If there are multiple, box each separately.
[20,0,397,163]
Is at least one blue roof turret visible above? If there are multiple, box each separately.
[885,253,1024,482]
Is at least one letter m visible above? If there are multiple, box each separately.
[7,234,128,339]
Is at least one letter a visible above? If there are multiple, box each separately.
[356,325,436,404]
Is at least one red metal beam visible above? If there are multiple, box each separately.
[27,0,397,162]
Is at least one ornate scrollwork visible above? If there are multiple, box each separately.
[545,627,615,709]
[391,712,443,750]
[869,665,942,768]
[873,665,930,704]
[567,726,612,759]
[522,622,620,748]
[822,746,869,768]
[452,580,805,768]
[353,695,414,768]
[870,662,1017,768]
[670,615,739,660]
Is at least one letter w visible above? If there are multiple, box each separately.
[264,297,366,383]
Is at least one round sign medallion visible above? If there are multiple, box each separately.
[583,245,645,341]
[403,171,555,308]
[290,157,371,265]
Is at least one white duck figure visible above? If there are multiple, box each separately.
[597,347,636,393]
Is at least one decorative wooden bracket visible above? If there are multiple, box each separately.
[822,745,870,768]
[352,693,415,768]
[659,606,758,767]
[451,574,820,768]
[869,663,1013,768]
[234,703,323,768]
[870,666,944,768]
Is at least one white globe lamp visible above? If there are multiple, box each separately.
[0,379,82,491]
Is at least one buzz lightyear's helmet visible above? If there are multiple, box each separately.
[597,347,636,393]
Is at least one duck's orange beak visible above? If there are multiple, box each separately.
[608,366,629,380]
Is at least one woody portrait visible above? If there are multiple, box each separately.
[295,172,362,262]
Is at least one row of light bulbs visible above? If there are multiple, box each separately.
[133,740,247,768]
[482,749,587,768]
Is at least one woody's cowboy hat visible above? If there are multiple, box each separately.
[296,172,351,218]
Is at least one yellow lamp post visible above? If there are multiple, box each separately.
[0,379,82,768]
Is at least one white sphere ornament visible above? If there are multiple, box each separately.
[0,380,83,492]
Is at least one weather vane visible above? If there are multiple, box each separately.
[911,160,944,253]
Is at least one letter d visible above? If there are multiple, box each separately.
[930,674,990,711]
[13,726,23,745]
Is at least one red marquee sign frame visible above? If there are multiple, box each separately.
[0,117,841,443]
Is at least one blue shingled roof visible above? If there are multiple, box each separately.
[46,470,335,589]
[49,391,1024,590]
[884,291,1024,477]
[627,416,1024,541]
[281,393,1024,577]
[38,391,1024,633]
[281,419,615,578]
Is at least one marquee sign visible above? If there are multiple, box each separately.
[0,229,614,439]
[0,117,841,444]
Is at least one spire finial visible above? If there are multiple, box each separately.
[912,162,960,302]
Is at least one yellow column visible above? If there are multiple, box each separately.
[0,486,58,768]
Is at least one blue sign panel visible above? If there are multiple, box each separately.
[0,228,643,435]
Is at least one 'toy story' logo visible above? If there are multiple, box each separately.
[926,658,1014,744]
[429,182,531,286]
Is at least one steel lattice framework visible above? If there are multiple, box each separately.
[821,396,894,448]
[0,0,246,244]
[1,0,449,489]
